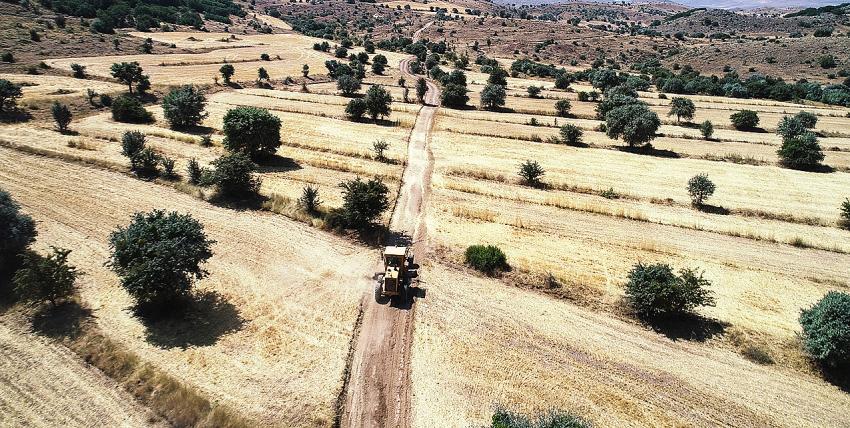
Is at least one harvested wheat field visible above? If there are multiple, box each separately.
[0,74,126,103]
[0,315,165,428]
[0,148,375,427]
[410,263,850,428]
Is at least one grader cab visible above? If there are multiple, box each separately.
[375,246,415,303]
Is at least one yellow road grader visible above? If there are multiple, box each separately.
[375,246,416,303]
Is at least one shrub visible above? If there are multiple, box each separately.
[338,177,389,228]
[687,174,715,206]
[416,78,428,104]
[211,153,260,198]
[134,147,160,177]
[777,132,824,170]
[364,85,392,120]
[121,131,146,168]
[13,247,77,306]
[700,120,714,139]
[372,139,389,161]
[490,407,590,428]
[777,116,807,140]
[625,262,716,318]
[371,60,386,75]
[668,97,696,123]
[519,160,545,187]
[795,111,818,129]
[464,245,508,274]
[51,102,72,133]
[160,156,176,178]
[841,198,850,230]
[800,291,850,367]
[222,106,282,160]
[162,85,208,128]
[555,99,571,117]
[299,185,322,213]
[110,62,147,94]
[111,95,153,123]
[107,210,214,307]
[480,83,506,110]
[527,85,542,98]
[345,98,368,121]
[219,63,235,83]
[337,75,361,96]
[730,110,759,130]
[559,124,583,146]
[70,63,86,78]
[187,158,203,184]
[605,104,660,147]
[99,94,113,107]
[0,189,37,275]
[260,53,270,61]
[0,79,23,114]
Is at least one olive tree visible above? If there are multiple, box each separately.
[108,210,214,307]
[219,63,235,84]
[555,99,571,117]
[110,62,146,94]
[210,152,261,198]
[480,83,506,110]
[337,74,362,96]
[0,79,23,114]
[338,177,389,228]
[841,198,850,230]
[162,85,208,128]
[668,97,695,123]
[222,106,282,160]
[730,109,760,130]
[700,120,714,139]
[13,247,77,306]
[687,174,715,206]
[364,85,392,121]
[416,78,428,104]
[800,291,850,367]
[559,124,583,146]
[345,98,367,121]
[0,189,37,274]
[777,132,824,170]
[605,104,660,147]
[625,262,716,318]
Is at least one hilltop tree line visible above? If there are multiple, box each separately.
[40,0,244,32]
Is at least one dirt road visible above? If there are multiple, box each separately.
[340,24,439,428]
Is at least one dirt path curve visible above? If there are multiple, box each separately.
[340,22,439,428]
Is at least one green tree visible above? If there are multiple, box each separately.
[345,98,367,121]
[480,83,506,110]
[0,79,23,114]
[111,95,153,123]
[777,132,824,170]
[222,106,282,160]
[590,68,621,92]
[730,110,760,130]
[121,131,146,170]
[795,111,818,129]
[625,262,716,318]
[700,120,714,139]
[302,64,309,78]
[364,85,392,120]
[162,85,207,128]
[51,102,72,133]
[338,177,389,227]
[371,54,388,75]
[687,174,715,206]
[441,83,469,108]
[372,139,389,162]
[800,291,850,367]
[257,67,269,81]
[527,86,542,98]
[555,99,571,117]
[13,247,78,306]
[211,153,260,198]
[108,210,214,307]
[416,78,428,104]
[777,116,807,140]
[220,63,235,84]
[337,75,362,96]
[0,189,36,275]
[488,68,508,86]
[70,63,86,78]
[519,160,545,187]
[299,185,322,213]
[605,104,660,147]
[559,124,583,146]
[110,62,146,94]
[668,97,696,123]
[841,198,850,230]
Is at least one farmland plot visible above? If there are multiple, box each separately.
[0,148,374,427]
[0,74,125,103]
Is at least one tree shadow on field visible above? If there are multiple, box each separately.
[819,364,850,393]
[695,203,730,215]
[0,108,33,124]
[255,154,302,173]
[639,312,728,342]
[31,300,92,340]
[617,144,680,158]
[172,124,217,136]
[134,290,244,349]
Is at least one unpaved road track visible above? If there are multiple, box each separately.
[341,23,439,428]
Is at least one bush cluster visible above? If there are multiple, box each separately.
[464,245,508,274]
[625,262,716,318]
